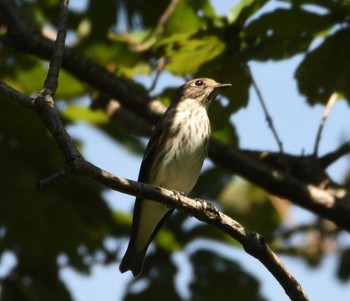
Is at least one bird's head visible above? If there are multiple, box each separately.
[174,78,231,107]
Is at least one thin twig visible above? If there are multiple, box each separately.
[37,169,68,191]
[320,141,350,168]
[157,0,179,27]
[313,92,338,157]
[245,64,284,155]
[0,81,34,108]
[41,0,69,96]
[148,56,167,93]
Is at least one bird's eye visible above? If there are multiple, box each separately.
[195,80,204,86]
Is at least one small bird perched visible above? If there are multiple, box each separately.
[119,78,231,276]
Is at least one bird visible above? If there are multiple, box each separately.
[119,78,231,277]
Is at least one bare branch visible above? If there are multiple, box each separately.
[313,92,339,156]
[157,0,179,27]
[37,169,68,191]
[320,141,350,168]
[245,63,284,155]
[0,81,34,109]
[33,92,83,162]
[148,57,167,93]
[41,0,69,96]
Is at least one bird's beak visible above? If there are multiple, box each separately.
[214,83,232,90]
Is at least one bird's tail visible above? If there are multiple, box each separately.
[120,207,175,277]
[119,245,147,277]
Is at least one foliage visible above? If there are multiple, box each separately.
[1,0,350,300]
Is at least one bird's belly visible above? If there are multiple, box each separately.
[153,134,208,194]
[134,147,206,252]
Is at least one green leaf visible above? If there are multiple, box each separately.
[108,29,159,52]
[166,36,225,75]
[296,29,350,105]
[56,70,86,99]
[6,58,47,95]
[83,41,151,78]
[164,0,206,35]
[242,8,334,60]
[63,105,109,124]
[218,180,281,240]
[189,250,267,301]
[229,0,268,25]
[156,228,182,252]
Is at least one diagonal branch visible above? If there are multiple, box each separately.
[320,141,350,168]
[41,0,70,96]
[313,92,338,156]
[244,63,284,156]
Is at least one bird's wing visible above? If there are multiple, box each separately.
[119,109,175,276]
[138,108,173,182]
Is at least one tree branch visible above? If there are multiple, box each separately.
[41,0,69,96]
[0,81,34,109]
[244,63,285,156]
[313,92,338,156]
[320,141,350,168]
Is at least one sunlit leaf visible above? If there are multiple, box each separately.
[56,70,86,99]
[63,105,109,124]
[166,36,225,75]
[229,0,268,25]
[164,0,205,35]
